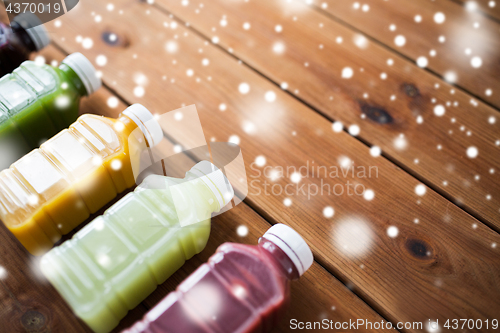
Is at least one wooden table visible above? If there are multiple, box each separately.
[1,0,500,332]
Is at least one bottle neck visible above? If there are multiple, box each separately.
[184,171,222,213]
[58,63,88,97]
[10,22,37,52]
[258,238,300,281]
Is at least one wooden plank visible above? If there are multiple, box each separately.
[454,0,500,21]
[316,0,500,107]
[156,0,500,229]
[0,47,395,332]
[48,0,500,330]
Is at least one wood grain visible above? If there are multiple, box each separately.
[315,0,500,107]
[43,0,500,331]
[454,0,500,21]
[158,0,500,231]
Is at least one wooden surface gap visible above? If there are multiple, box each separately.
[150,3,500,236]
[307,2,500,113]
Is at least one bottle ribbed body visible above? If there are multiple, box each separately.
[0,60,83,168]
[124,242,291,333]
[41,173,216,333]
[0,114,138,255]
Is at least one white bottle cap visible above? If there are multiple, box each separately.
[13,13,50,51]
[262,224,313,277]
[61,52,101,95]
[189,161,234,209]
[122,104,163,148]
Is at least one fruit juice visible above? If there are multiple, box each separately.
[123,224,313,333]
[0,52,100,169]
[0,104,163,255]
[40,161,235,333]
[0,13,50,76]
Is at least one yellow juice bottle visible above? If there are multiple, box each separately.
[0,104,162,255]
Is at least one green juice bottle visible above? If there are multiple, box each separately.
[40,161,234,333]
[0,52,101,170]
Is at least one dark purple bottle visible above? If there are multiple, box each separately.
[123,224,314,333]
[0,13,50,77]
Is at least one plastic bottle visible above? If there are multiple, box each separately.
[40,161,234,333]
[0,104,163,255]
[0,52,101,169]
[123,223,314,333]
[0,13,50,77]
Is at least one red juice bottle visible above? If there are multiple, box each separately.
[0,13,50,77]
[123,224,313,333]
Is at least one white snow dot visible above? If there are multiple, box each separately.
[380,72,387,80]
[361,4,369,11]
[165,40,178,53]
[416,56,428,68]
[387,226,399,238]
[107,3,114,11]
[272,42,285,54]
[202,58,210,66]
[111,159,122,170]
[290,172,302,183]
[336,36,343,44]
[236,225,248,237]
[415,184,426,196]
[466,146,478,158]
[0,266,7,280]
[54,20,62,27]
[341,67,353,79]
[438,35,446,43]
[488,116,496,124]
[186,69,194,77]
[265,91,276,102]
[394,35,406,47]
[485,88,492,96]
[370,146,381,157]
[348,124,360,136]
[243,22,251,30]
[416,115,424,124]
[212,36,219,44]
[82,38,93,49]
[414,15,422,22]
[96,55,107,67]
[219,103,227,111]
[363,189,375,201]
[229,135,240,145]
[107,96,119,108]
[444,71,457,83]
[387,58,394,66]
[238,83,250,94]
[470,56,482,68]
[283,198,292,206]
[220,19,227,27]
[332,121,343,133]
[434,12,445,24]
[280,82,288,90]
[275,25,282,33]
[255,155,266,167]
[133,86,145,97]
[323,206,334,218]
[353,34,368,49]
[389,24,396,31]
[489,1,496,7]
[433,105,445,117]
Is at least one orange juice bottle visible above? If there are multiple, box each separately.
[0,104,162,255]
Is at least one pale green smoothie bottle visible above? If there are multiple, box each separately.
[0,52,101,169]
[40,161,234,333]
